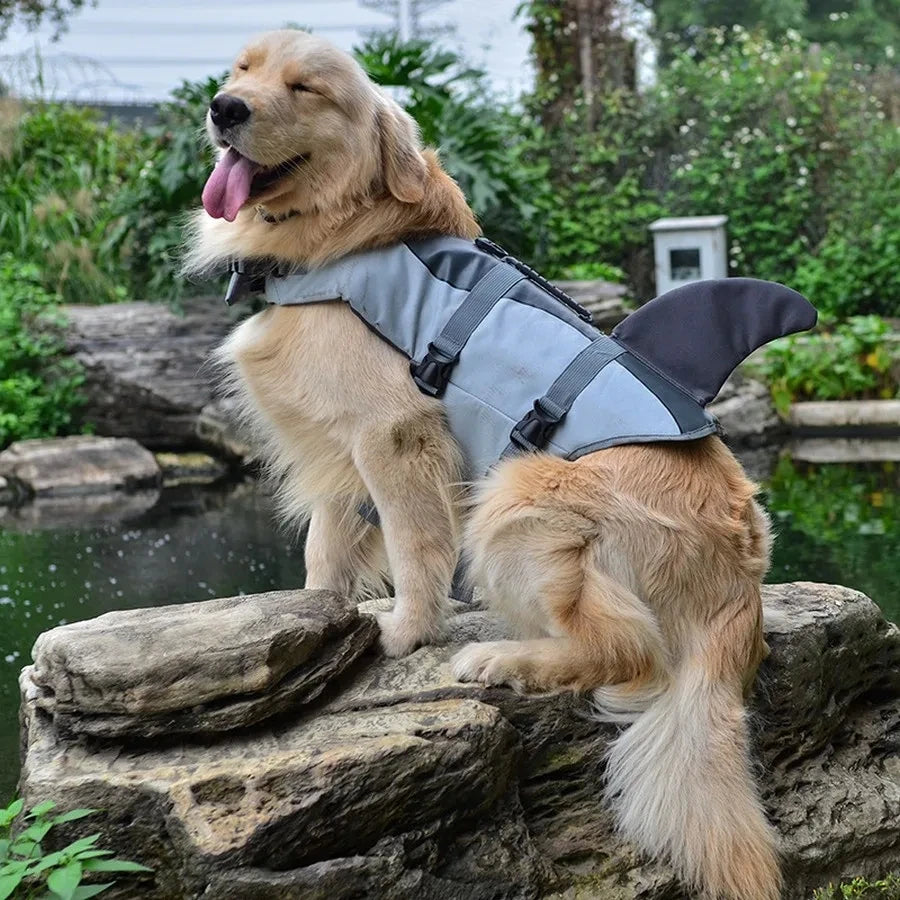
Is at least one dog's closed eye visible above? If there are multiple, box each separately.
[289,82,313,93]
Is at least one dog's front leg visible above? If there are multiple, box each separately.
[351,416,460,657]
[304,497,385,599]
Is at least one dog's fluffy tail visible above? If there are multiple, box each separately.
[603,597,779,900]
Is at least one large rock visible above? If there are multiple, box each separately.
[0,435,160,498]
[17,584,900,899]
[27,590,377,739]
[555,279,629,332]
[62,297,233,450]
[789,400,900,432]
[709,371,781,446]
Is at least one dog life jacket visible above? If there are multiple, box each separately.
[228,236,816,479]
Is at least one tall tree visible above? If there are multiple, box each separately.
[0,0,92,40]
[521,0,636,129]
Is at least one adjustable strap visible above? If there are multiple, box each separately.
[506,335,626,454]
[410,262,525,397]
[224,259,296,306]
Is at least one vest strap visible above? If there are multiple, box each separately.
[506,336,626,454]
[410,262,525,396]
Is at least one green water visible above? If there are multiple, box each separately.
[1,456,897,802]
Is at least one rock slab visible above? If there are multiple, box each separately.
[28,589,378,738]
[0,436,160,498]
[709,371,781,446]
[18,583,900,899]
[62,298,232,450]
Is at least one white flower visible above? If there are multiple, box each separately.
[799,165,809,175]
[786,116,797,127]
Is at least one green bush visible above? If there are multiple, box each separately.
[749,315,899,413]
[0,797,151,899]
[108,76,221,301]
[0,100,136,304]
[813,874,900,899]
[654,28,899,312]
[0,255,84,447]
[518,26,899,308]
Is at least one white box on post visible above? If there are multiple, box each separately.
[649,215,728,295]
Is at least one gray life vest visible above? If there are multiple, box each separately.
[228,236,816,480]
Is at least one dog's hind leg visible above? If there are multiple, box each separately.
[351,411,462,657]
[452,535,669,698]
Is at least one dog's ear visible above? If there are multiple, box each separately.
[377,100,427,204]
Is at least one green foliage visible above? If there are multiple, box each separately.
[107,76,221,301]
[0,255,84,447]
[638,0,900,66]
[0,0,92,41]
[0,797,151,899]
[0,100,136,304]
[518,23,899,306]
[749,315,899,413]
[652,28,898,310]
[813,874,900,899]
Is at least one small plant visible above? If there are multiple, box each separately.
[0,255,85,448]
[749,315,900,415]
[0,798,151,899]
[813,874,900,899]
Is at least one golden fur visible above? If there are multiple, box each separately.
[185,30,780,899]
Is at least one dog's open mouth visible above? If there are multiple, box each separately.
[202,147,306,222]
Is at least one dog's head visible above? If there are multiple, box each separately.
[202,29,427,222]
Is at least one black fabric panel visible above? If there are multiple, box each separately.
[405,236,496,290]
[406,237,599,338]
[615,351,713,435]
[612,278,817,406]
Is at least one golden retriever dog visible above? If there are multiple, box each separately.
[184,30,779,900]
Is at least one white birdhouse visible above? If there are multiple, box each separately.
[649,216,728,295]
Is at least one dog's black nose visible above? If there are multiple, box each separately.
[209,94,251,130]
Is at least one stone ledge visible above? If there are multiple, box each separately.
[26,590,378,738]
[789,399,900,431]
[17,583,900,900]
[0,435,160,498]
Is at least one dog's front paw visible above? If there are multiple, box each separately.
[374,609,445,658]
[450,641,525,689]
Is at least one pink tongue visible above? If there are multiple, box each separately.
[202,148,259,222]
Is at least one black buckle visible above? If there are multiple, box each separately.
[224,260,266,306]
[510,399,564,452]
[410,343,456,397]
[224,259,294,306]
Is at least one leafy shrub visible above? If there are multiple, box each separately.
[518,25,899,307]
[0,255,83,447]
[654,28,898,311]
[108,76,221,301]
[813,874,900,899]
[0,797,151,899]
[0,101,136,304]
[749,315,899,413]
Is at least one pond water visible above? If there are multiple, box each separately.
[1,451,897,801]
